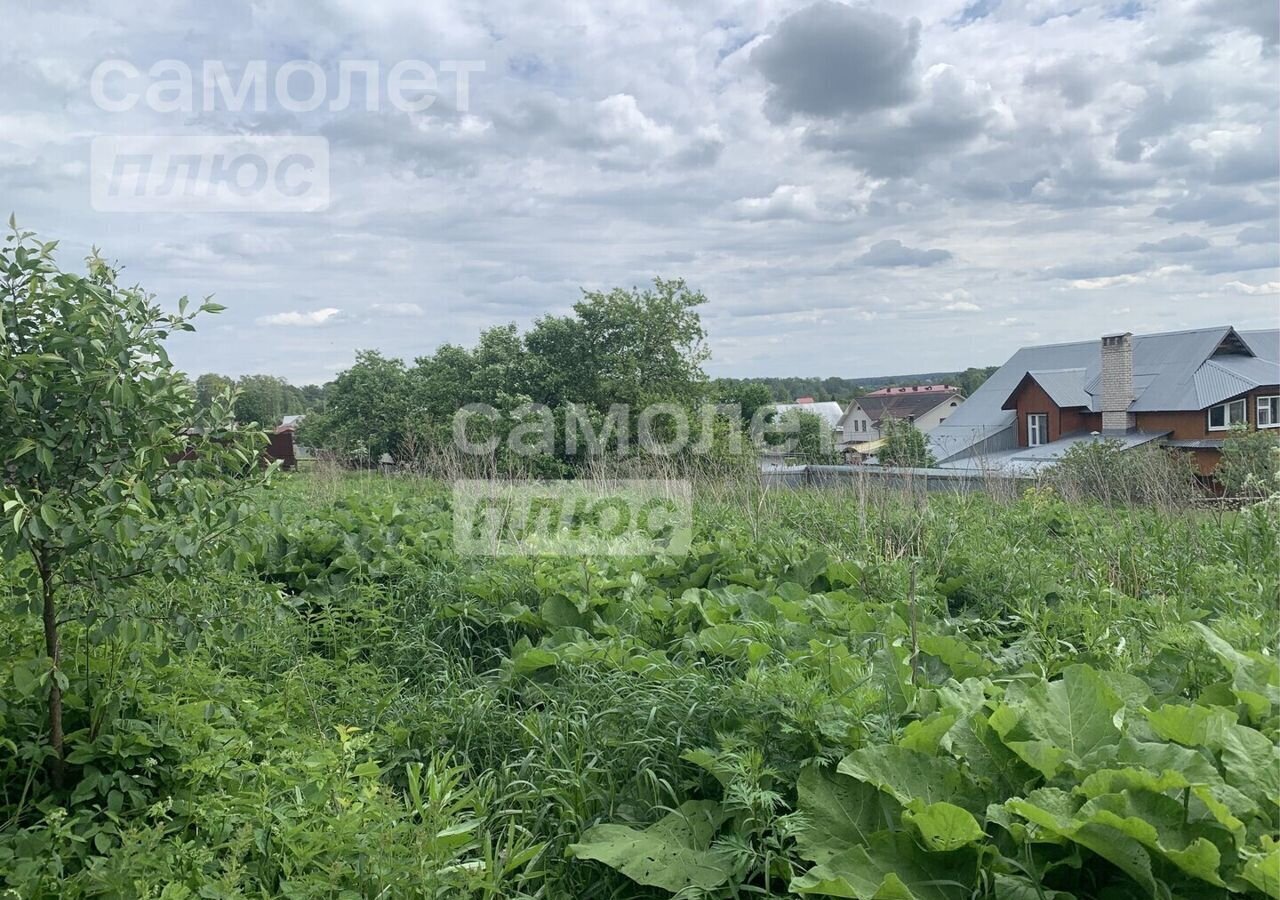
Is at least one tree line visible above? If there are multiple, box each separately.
[192,374,327,430]
[188,283,1000,471]
[298,279,723,472]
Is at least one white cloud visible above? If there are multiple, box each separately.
[1070,274,1147,290]
[257,308,342,327]
[1223,281,1280,295]
[940,289,979,311]
[0,0,1274,382]
[371,302,425,316]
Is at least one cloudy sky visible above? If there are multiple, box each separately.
[2,0,1277,384]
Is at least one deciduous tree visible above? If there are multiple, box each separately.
[879,417,935,468]
[0,223,271,782]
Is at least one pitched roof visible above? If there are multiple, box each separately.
[1001,369,1090,410]
[851,389,962,426]
[931,325,1280,463]
[1194,356,1280,408]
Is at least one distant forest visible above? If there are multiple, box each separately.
[714,366,1000,404]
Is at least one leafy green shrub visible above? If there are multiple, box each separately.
[0,223,271,786]
[878,418,936,468]
[1049,439,1199,507]
[1217,426,1280,499]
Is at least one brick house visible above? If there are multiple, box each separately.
[929,326,1280,476]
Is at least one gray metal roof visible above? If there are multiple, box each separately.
[1025,368,1090,408]
[931,325,1279,463]
[935,430,1168,474]
[1194,356,1280,407]
[1163,438,1226,449]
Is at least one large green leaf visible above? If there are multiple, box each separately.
[1079,790,1226,885]
[794,764,900,864]
[1076,766,1248,845]
[1011,785,1237,890]
[992,874,1077,900]
[1096,735,1220,783]
[1145,703,1237,747]
[902,801,984,851]
[900,714,958,755]
[1145,706,1277,816]
[567,800,733,893]
[918,634,992,680]
[839,746,985,815]
[1216,723,1280,812]
[1193,623,1280,722]
[946,712,1038,797]
[991,665,1121,776]
[791,831,973,899]
[1007,788,1157,894]
[1076,767,1193,799]
[1242,837,1280,898]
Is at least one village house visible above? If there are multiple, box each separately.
[929,326,1280,476]
[838,384,964,443]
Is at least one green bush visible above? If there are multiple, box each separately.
[1049,439,1199,507]
[1217,426,1280,498]
[878,418,935,468]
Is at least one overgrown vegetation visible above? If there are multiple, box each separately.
[0,224,271,783]
[1,468,1276,897]
[1050,439,1200,509]
[1218,427,1280,500]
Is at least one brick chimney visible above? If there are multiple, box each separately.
[1100,332,1135,432]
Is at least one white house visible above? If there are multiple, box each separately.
[838,385,964,443]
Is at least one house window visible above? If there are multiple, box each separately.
[1258,396,1279,429]
[1027,414,1048,447]
[1208,399,1247,431]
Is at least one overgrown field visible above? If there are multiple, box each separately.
[1,473,1278,898]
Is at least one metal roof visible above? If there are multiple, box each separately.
[849,389,963,426]
[1163,438,1226,449]
[931,325,1280,463]
[935,430,1169,474]
[842,438,885,453]
[1026,368,1090,408]
[1194,356,1280,408]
